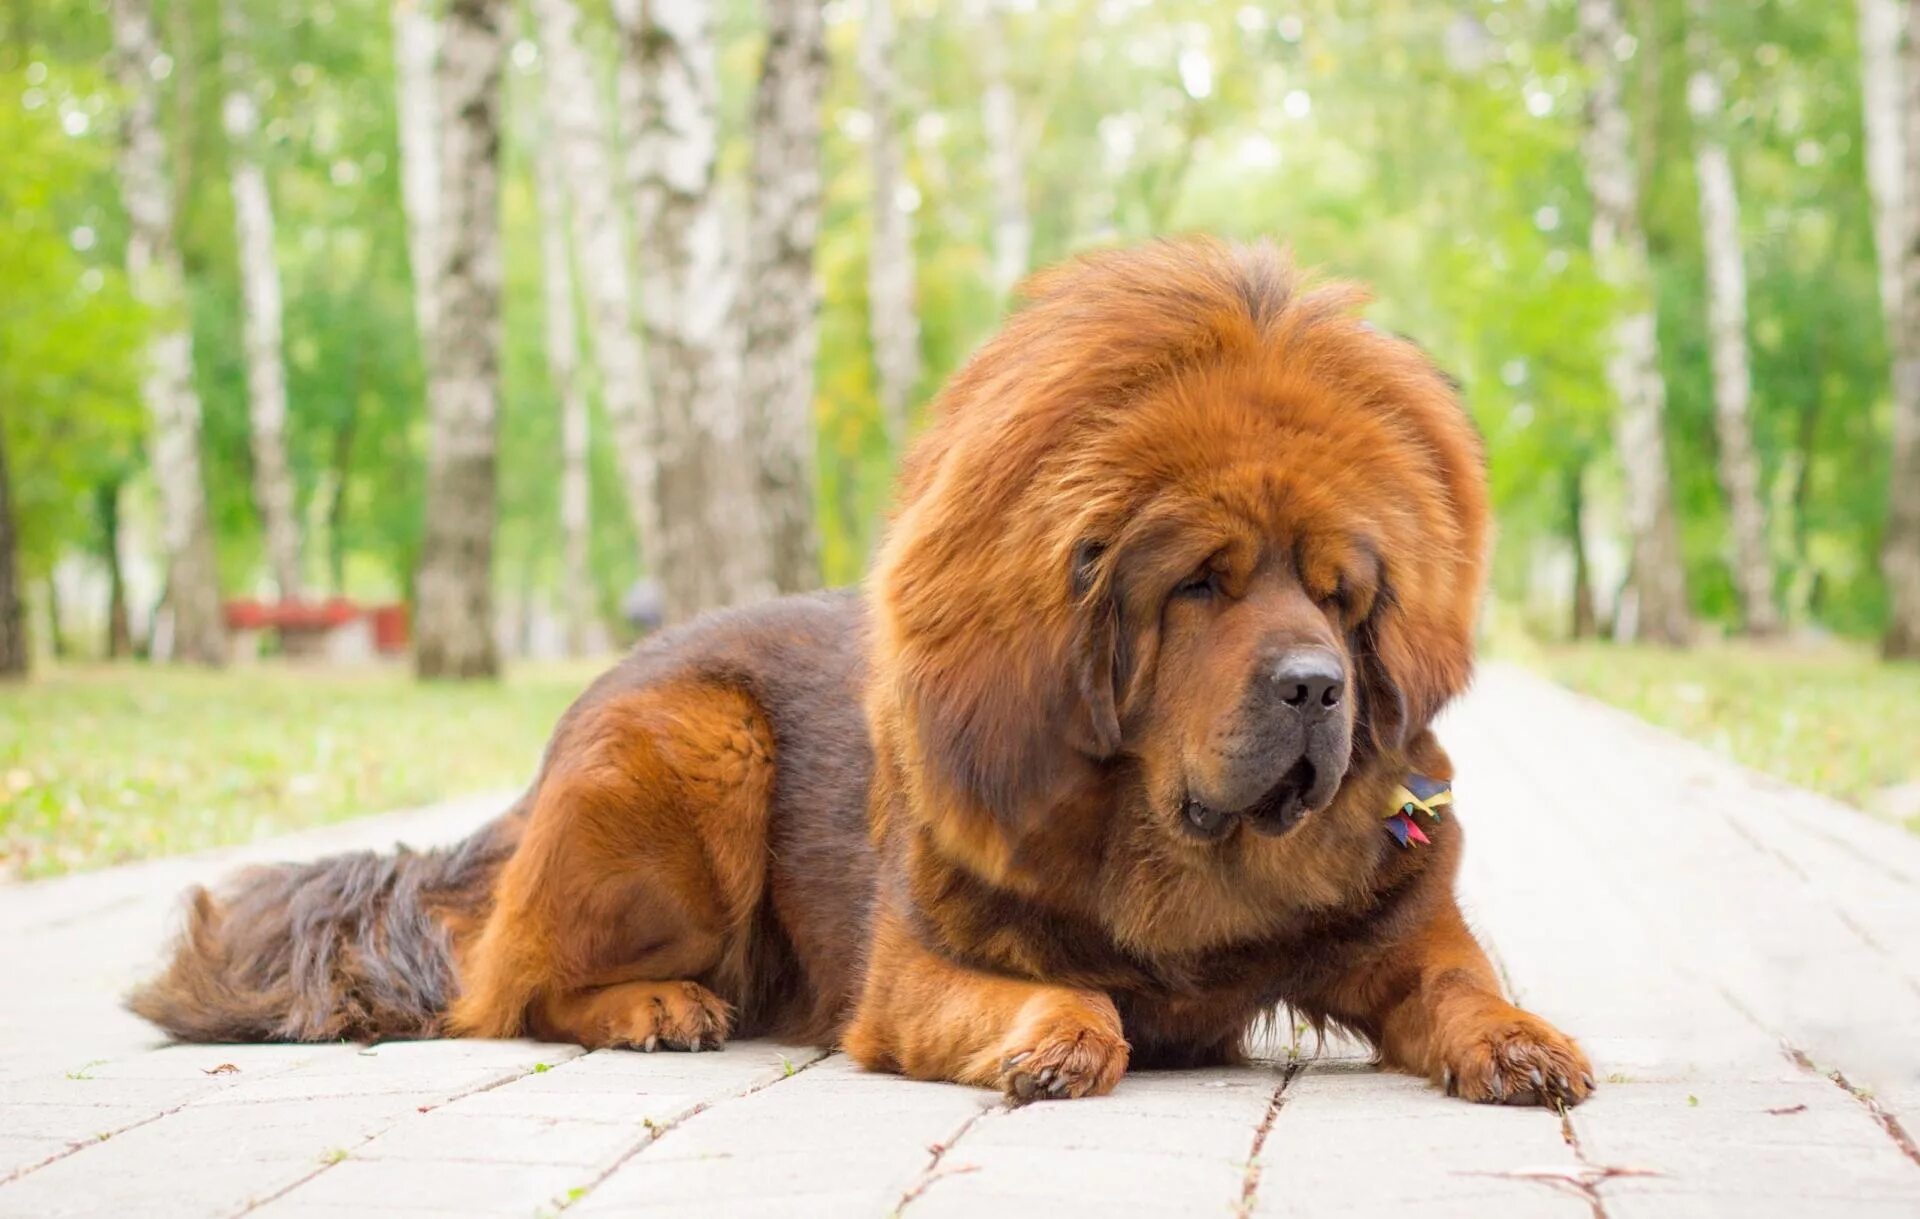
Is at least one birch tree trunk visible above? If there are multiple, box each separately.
[974,0,1030,301]
[742,0,828,593]
[529,127,594,656]
[414,0,504,679]
[222,0,303,601]
[1686,12,1777,636]
[1885,0,1920,657]
[0,413,25,678]
[97,480,135,658]
[614,0,774,621]
[1861,0,1906,328]
[1575,0,1692,645]
[393,0,441,347]
[529,0,661,580]
[1566,459,1599,640]
[112,0,229,666]
[861,0,922,451]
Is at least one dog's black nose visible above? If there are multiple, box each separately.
[1272,649,1344,714]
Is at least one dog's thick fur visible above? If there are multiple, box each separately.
[132,240,1592,1106]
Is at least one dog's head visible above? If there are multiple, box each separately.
[871,239,1487,855]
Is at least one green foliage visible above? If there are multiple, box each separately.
[0,60,144,578]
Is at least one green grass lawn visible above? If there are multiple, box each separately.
[1525,639,1920,825]
[0,659,609,880]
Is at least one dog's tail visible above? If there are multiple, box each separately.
[126,810,524,1043]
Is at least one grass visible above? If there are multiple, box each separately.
[1523,637,1920,823]
[0,658,608,880]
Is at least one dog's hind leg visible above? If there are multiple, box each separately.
[448,679,775,1049]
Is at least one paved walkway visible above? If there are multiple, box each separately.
[2,663,1918,1217]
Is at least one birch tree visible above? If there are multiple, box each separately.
[1861,0,1906,328]
[112,0,228,665]
[1575,0,1691,645]
[614,0,773,621]
[974,0,1030,301]
[529,0,661,580]
[393,0,440,346]
[1885,0,1920,657]
[0,415,23,677]
[529,127,594,655]
[861,0,922,450]
[414,0,505,679]
[222,0,303,601]
[742,0,828,593]
[1685,7,1777,636]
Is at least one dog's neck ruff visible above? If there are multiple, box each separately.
[1383,774,1451,847]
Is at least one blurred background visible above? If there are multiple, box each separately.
[1,0,1916,879]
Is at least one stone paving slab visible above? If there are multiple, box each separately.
[2,664,1918,1216]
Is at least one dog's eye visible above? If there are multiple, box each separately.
[1173,571,1219,599]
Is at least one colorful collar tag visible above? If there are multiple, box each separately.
[1384,774,1451,848]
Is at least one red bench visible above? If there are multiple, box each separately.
[223,599,410,658]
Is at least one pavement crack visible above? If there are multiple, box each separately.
[892,1097,1002,1215]
[1499,1096,1645,1218]
[0,1103,180,1188]
[552,1047,833,1213]
[228,1050,594,1217]
[0,1048,334,1188]
[1233,1060,1302,1219]
[1784,1043,1920,1170]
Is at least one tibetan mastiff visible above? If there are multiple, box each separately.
[132,239,1592,1107]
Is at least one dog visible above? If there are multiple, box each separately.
[131,238,1592,1107]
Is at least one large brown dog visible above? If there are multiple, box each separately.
[132,240,1592,1107]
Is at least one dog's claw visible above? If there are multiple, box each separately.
[642,1035,658,1053]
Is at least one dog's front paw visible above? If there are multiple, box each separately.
[995,996,1129,1103]
[1435,1002,1593,1108]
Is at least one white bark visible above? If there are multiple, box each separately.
[111,0,228,666]
[222,0,302,601]
[1862,0,1907,328]
[530,132,593,656]
[393,0,441,347]
[743,0,828,593]
[1686,16,1777,636]
[529,0,661,581]
[1886,1,1920,656]
[614,0,774,621]
[861,0,922,450]
[1576,0,1691,645]
[974,0,1030,300]
[414,0,505,679]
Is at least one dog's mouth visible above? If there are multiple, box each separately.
[1180,758,1320,843]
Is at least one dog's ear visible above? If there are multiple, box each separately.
[898,539,1124,834]
[1355,581,1472,757]
[1064,540,1123,759]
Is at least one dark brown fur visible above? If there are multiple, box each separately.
[132,240,1590,1108]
